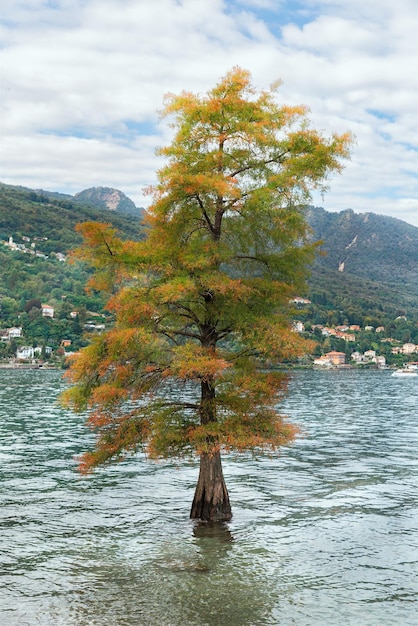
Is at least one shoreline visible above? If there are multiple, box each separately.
[0,361,397,372]
[0,362,60,370]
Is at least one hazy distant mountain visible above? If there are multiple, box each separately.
[73,187,143,217]
[306,206,418,294]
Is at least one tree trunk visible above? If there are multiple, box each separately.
[190,342,232,521]
[190,449,232,521]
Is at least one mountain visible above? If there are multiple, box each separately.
[0,182,146,355]
[1,183,144,218]
[0,182,144,254]
[0,181,417,331]
[306,206,418,292]
[303,206,418,327]
[73,187,143,217]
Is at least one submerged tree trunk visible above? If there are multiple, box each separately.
[190,376,232,521]
[190,449,232,521]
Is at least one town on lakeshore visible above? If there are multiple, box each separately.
[1,225,418,371]
[1,294,417,370]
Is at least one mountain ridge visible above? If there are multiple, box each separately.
[0,182,144,254]
[1,183,144,218]
[306,205,418,297]
[73,186,143,216]
[1,182,417,323]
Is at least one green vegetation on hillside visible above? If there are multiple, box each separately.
[1,183,417,366]
[0,182,144,253]
[307,266,418,326]
[0,183,144,360]
[307,206,418,295]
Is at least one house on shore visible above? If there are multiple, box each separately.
[313,351,346,368]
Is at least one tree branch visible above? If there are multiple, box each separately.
[195,194,215,234]
[229,151,289,178]
[162,328,202,341]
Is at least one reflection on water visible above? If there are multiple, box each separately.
[0,369,417,625]
[192,520,234,543]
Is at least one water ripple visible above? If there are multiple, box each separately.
[0,369,417,625]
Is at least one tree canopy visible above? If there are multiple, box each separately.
[62,67,352,521]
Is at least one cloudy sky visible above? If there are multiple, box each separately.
[1,0,417,225]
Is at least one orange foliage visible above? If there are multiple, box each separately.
[63,67,352,476]
[170,344,231,381]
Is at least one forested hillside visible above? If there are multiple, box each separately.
[307,206,418,295]
[306,266,418,327]
[0,182,144,253]
[1,182,417,364]
[0,183,144,358]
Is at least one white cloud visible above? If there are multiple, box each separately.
[282,16,383,54]
[0,0,417,225]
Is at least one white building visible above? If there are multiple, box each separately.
[351,351,364,363]
[8,327,22,338]
[16,346,42,360]
[364,350,377,362]
[41,304,54,318]
[292,321,305,333]
[0,327,23,341]
[376,356,386,368]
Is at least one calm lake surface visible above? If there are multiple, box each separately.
[0,368,417,625]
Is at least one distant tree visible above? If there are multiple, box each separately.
[330,337,346,353]
[0,296,19,321]
[24,298,42,313]
[58,300,74,320]
[62,68,352,521]
[24,315,51,342]
[8,339,17,357]
[28,307,42,321]
[402,330,412,343]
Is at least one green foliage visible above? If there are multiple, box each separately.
[63,67,352,481]
[0,182,144,352]
[305,266,418,327]
[0,182,144,254]
[307,206,418,299]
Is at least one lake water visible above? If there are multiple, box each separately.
[0,368,417,625]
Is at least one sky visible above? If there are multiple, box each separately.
[1,0,417,226]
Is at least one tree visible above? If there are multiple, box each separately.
[62,68,352,521]
[24,298,42,313]
[0,296,19,322]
